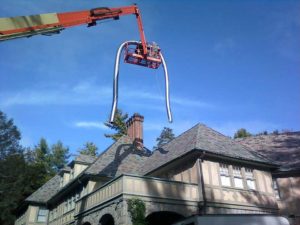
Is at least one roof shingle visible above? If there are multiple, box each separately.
[236,132,300,170]
[26,175,61,204]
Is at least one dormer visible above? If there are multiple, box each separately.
[68,154,97,180]
[58,167,71,188]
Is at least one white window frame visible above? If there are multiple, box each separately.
[37,208,47,223]
[272,179,281,199]
[219,164,231,187]
[245,168,256,190]
[232,166,244,189]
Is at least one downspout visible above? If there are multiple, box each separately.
[196,151,206,214]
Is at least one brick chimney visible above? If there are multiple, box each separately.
[126,113,144,149]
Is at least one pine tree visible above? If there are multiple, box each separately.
[154,127,175,149]
[0,111,22,159]
[104,109,128,141]
[51,141,70,172]
[33,138,54,178]
[78,142,98,157]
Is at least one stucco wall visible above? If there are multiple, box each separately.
[153,159,198,184]
[202,160,277,212]
[146,157,278,213]
[74,164,88,177]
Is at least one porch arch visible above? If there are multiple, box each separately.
[146,211,185,225]
[99,213,115,225]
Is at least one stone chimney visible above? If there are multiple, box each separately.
[126,113,144,149]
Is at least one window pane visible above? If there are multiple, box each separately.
[247,179,256,190]
[220,164,229,175]
[37,216,46,222]
[245,168,254,179]
[221,175,231,186]
[39,209,47,216]
[272,179,280,199]
[233,166,242,177]
[37,209,47,222]
[234,177,244,188]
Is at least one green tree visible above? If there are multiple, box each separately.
[0,111,32,225]
[233,128,252,139]
[154,127,175,149]
[78,142,98,157]
[51,141,70,172]
[0,111,22,159]
[104,109,128,141]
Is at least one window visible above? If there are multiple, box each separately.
[220,164,231,186]
[64,201,68,213]
[245,168,256,190]
[37,208,47,222]
[60,176,64,187]
[233,166,243,188]
[272,179,280,199]
[76,192,80,201]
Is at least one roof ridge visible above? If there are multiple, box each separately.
[162,123,201,149]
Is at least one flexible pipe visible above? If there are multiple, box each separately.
[109,40,173,123]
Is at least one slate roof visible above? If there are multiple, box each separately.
[142,123,273,174]
[26,175,61,204]
[25,123,280,205]
[236,132,300,170]
[84,135,151,177]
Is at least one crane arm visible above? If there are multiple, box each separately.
[0,5,173,122]
[0,5,148,54]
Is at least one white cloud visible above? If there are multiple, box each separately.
[0,83,112,107]
[74,121,108,130]
[0,81,214,110]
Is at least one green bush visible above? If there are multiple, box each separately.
[127,198,147,225]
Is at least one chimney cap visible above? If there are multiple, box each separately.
[133,113,144,119]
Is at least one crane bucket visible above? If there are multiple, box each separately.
[124,42,161,69]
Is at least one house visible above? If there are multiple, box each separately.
[237,132,300,225]
[15,114,296,225]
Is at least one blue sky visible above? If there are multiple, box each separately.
[1,0,299,155]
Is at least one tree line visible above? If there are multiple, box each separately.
[0,111,98,225]
[233,128,289,139]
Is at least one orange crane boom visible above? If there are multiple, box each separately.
[0,5,148,54]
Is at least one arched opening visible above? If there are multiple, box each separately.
[146,211,184,225]
[99,214,114,225]
[82,222,91,225]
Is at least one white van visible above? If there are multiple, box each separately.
[173,215,290,225]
